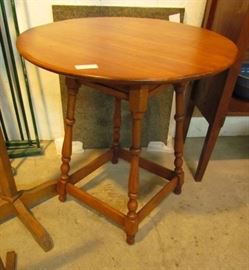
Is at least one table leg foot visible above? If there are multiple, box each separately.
[126,234,135,245]
[57,181,67,202]
[58,194,66,202]
[13,199,53,252]
[124,212,138,245]
[173,186,182,195]
[111,151,119,164]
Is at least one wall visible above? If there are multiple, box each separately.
[2,0,217,141]
[52,0,207,26]
[0,0,64,140]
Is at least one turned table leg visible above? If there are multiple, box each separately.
[173,83,186,195]
[112,98,121,164]
[125,87,148,244]
[57,78,80,202]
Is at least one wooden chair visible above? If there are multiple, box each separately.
[0,129,53,251]
[183,0,249,181]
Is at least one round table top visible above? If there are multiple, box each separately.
[17,17,237,84]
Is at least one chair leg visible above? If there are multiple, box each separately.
[183,81,201,142]
[173,83,186,195]
[111,98,121,164]
[124,87,148,245]
[194,121,222,181]
[183,98,195,142]
[57,78,80,202]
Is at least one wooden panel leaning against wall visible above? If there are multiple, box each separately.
[52,5,184,148]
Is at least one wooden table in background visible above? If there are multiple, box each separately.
[183,0,249,181]
[16,17,237,244]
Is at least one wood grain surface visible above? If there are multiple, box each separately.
[17,17,237,84]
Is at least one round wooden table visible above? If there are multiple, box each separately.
[17,17,237,245]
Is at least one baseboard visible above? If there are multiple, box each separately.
[187,117,249,137]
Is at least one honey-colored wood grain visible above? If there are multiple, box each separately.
[57,78,80,202]
[0,129,17,197]
[0,180,56,223]
[69,150,112,184]
[0,129,53,252]
[17,17,237,85]
[15,17,239,245]
[5,251,16,270]
[173,83,186,194]
[124,86,149,244]
[13,199,53,252]
[0,257,4,270]
[119,148,176,180]
[137,177,178,223]
[0,251,17,270]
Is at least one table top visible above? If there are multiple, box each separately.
[17,17,237,85]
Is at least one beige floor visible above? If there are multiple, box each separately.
[1,137,249,270]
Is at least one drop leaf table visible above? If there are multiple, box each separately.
[16,17,237,244]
